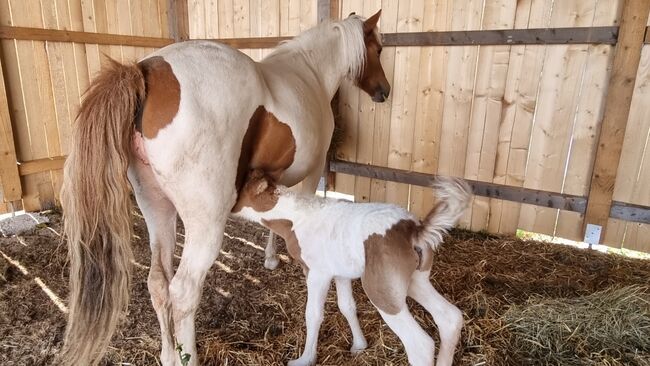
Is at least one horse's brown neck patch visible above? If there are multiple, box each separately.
[261,218,307,271]
[361,219,419,315]
[235,106,296,193]
[137,56,180,139]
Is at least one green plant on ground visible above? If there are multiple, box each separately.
[175,341,191,366]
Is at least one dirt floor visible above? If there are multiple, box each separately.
[1,210,649,366]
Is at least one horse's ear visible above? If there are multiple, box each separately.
[363,9,381,34]
[348,12,356,17]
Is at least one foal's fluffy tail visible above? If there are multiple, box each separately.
[416,177,472,250]
[60,59,145,366]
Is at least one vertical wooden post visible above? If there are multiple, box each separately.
[583,0,650,243]
[0,53,22,205]
[317,0,340,192]
[317,0,331,23]
[168,0,190,42]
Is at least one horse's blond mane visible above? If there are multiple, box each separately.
[267,15,370,79]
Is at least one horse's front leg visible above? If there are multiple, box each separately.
[265,164,325,270]
[264,232,280,270]
[169,213,227,366]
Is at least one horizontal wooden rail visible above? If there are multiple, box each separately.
[329,160,650,224]
[0,26,174,48]
[3,25,643,49]
[382,26,619,46]
[609,201,650,224]
[196,36,293,48]
[11,156,650,224]
[18,156,66,176]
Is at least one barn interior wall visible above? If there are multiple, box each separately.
[0,0,649,252]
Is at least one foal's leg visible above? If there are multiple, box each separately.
[129,163,177,365]
[377,306,436,366]
[334,278,367,353]
[408,271,463,366]
[289,271,332,366]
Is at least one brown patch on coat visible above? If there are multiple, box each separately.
[361,219,419,315]
[137,56,181,139]
[235,106,297,193]
[232,170,280,213]
[262,218,308,271]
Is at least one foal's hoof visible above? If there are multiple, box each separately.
[264,256,280,270]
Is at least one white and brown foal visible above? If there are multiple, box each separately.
[233,170,471,366]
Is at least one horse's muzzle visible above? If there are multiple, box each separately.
[372,86,390,103]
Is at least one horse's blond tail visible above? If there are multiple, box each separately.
[60,59,145,366]
[415,177,472,251]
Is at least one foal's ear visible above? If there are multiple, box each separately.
[253,178,269,195]
[249,169,265,179]
[363,9,381,34]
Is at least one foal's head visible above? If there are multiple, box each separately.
[233,169,279,213]
[357,10,390,102]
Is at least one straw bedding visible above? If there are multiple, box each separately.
[1,211,649,365]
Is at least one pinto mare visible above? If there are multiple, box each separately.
[59,11,389,366]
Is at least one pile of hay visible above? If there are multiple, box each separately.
[2,213,650,365]
[503,285,650,365]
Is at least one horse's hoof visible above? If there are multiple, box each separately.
[350,340,368,354]
[287,357,315,366]
[264,256,280,270]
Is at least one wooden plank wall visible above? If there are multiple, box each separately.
[186,0,317,61]
[0,0,169,213]
[0,0,648,253]
[604,13,650,252]
[332,0,650,252]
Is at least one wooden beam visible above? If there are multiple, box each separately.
[330,160,587,213]
[0,26,173,47]
[318,0,331,23]
[610,201,650,224]
[0,25,634,50]
[330,160,650,224]
[330,0,340,20]
[382,26,619,46]
[0,55,21,202]
[18,156,66,176]
[583,0,650,242]
[167,0,189,41]
[13,154,650,225]
[203,36,293,49]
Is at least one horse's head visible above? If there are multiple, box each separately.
[357,10,390,103]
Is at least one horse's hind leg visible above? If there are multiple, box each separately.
[167,185,234,366]
[408,271,463,366]
[129,162,177,365]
